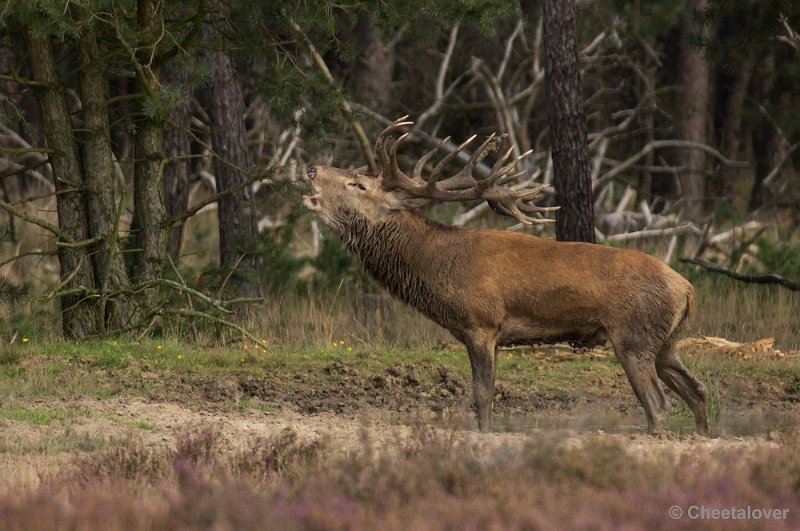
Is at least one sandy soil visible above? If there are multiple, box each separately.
[2,337,799,493]
[0,393,789,494]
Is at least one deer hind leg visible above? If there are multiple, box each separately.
[613,336,670,435]
[464,331,498,431]
[656,334,710,436]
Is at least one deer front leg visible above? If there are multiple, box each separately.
[464,332,498,431]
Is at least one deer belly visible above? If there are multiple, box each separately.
[498,318,608,349]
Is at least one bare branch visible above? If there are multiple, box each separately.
[167,166,273,227]
[777,14,800,51]
[680,257,800,291]
[762,141,800,188]
[436,24,459,100]
[594,140,748,189]
[599,223,701,243]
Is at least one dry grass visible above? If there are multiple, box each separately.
[688,277,800,350]
[247,275,800,353]
[256,289,451,349]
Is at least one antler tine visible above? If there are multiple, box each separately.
[488,149,534,185]
[491,146,515,175]
[480,179,558,224]
[496,170,527,187]
[376,118,415,190]
[390,132,410,159]
[389,132,411,181]
[490,195,557,225]
[412,136,450,182]
[428,134,478,186]
[375,116,413,173]
[436,133,503,191]
[510,203,557,225]
[374,117,556,225]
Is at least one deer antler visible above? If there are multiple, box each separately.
[375,117,558,225]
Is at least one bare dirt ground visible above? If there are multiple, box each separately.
[2,336,799,495]
[0,392,792,494]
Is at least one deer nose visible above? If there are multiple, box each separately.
[306,165,317,180]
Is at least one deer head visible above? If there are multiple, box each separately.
[302,116,558,230]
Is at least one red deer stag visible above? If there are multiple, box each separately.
[302,117,709,436]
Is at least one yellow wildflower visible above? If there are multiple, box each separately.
[177,354,183,360]
[22,337,29,343]
[347,346,353,351]
[157,345,163,350]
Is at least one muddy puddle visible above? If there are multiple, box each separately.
[387,409,800,437]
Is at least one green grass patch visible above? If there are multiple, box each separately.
[0,406,92,426]
[1,339,798,419]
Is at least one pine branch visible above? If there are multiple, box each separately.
[288,17,377,173]
[0,199,74,242]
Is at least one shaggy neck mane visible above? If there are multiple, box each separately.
[334,208,458,325]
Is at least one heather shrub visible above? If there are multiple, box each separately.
[2,428,800,530]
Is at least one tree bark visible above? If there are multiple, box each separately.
[715,54,752,203]
[162,63,191,260]
[77,22,132,332]
[541,0,595,243]
[351,12,395,112]
[199,48,262,316]
[130,0,167,303]
[24,29,97,338]
[675,0,711,220]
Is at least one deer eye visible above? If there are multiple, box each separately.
[346,181,366,191]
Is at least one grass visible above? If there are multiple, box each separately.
[0,337,796,444]
[0,337,796,406]
[0,406,92,426]
[687,277,800,350]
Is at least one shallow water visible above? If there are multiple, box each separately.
[392,409,800,437]
[490,410,800,437]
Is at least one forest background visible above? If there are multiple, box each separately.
[0,0,798,343]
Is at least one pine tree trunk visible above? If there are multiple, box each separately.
[542,0,595,243]
[162,63,191,261]
[77,23,132,332]
[351,12,395,112]
[24,30,97,338]
[130,0,167,305]
[199,49,261,316]
[676,0,711,221]
[714,54,752,205]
